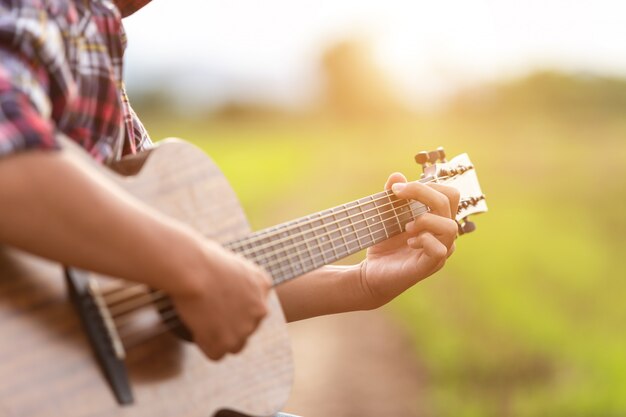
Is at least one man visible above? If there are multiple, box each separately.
[0,0,458,381]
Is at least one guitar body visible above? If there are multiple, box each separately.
[0,140,293,417]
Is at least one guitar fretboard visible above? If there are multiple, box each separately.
[225,189,428,285]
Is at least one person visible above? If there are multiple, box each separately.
[0,0,458,375]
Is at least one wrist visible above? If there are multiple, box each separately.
[329,262,380,312]
[354,260,385,310]
[157,228,217,297]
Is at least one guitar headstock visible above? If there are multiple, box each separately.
[415,147,487,235]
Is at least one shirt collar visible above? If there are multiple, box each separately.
[113,0,152,17]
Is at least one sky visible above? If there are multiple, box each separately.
[122,0,626,109]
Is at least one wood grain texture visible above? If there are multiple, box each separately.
[0,139,293,417]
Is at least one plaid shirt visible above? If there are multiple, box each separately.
[0,0,152,163]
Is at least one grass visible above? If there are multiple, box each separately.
[141,111,626,417]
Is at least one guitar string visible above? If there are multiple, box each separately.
[99,192,416,303]
[110,292,169,325]
[101,194,422,306]
[99,280,142,299]
[108,290,165,317]
[226,175,453,254]
[232,201,426,268]
[115,195,478,346]
[100,174,453,303]
[204,172,452,268]
[104,283,153,307]
[266,205,431,285]
[229,199,424,261]
[110,194,478,323]
[109,193,478,318]
[109,198,423,321]
[112,199,426,349]
[227,190,404,252]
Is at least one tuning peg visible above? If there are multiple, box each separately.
[436,146,447,162]
[414,147,447,172]
[414,151,429,167]
[457,217,476,235]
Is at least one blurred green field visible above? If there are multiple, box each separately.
[140,97,626,416]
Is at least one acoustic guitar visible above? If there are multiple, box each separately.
[0,140,487,417]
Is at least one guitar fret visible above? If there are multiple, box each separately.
[306,216,323,269]
[272,230,289,283]
[409,200,427,220]
[267,238,282,283]
[277,226,294,280]
[383,193,402,237]
[357,196,375,247]
[376,197,389,239]
[292,225,306,276]
[306,219,322,270]
[373,192,392,242]
[328,208,348,261]
[250,235,268,267]
[343,202,361,252]
[311,213,329,265]
[336,207,347,251]
[396,198,414,228]
[323,210,338,261]
[329,208,347,260]
[300,221,312,271]
[388,194,403,232]
[364,195,385,244]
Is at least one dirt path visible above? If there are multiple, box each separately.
[282,310,432,417]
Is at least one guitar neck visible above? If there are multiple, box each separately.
[224,188,429,286]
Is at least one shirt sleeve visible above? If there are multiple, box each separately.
[0,49,59,159]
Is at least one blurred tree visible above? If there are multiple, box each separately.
[213,101,287,121]
[319,38,409,119]
[451,71,626,123]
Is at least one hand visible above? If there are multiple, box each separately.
[170,241,272,360]
[358,172,460,308]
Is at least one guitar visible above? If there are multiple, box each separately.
[0,140,487,417]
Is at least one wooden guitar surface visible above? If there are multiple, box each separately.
[0,140,293,417]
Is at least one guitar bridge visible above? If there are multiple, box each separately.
[65,268,134,405]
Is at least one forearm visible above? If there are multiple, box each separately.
[275,263,368,322]
[0,150,208,295]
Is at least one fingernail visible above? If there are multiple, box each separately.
[405,221,415,232]
[407,237,418,246]
[392,183,406,192]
